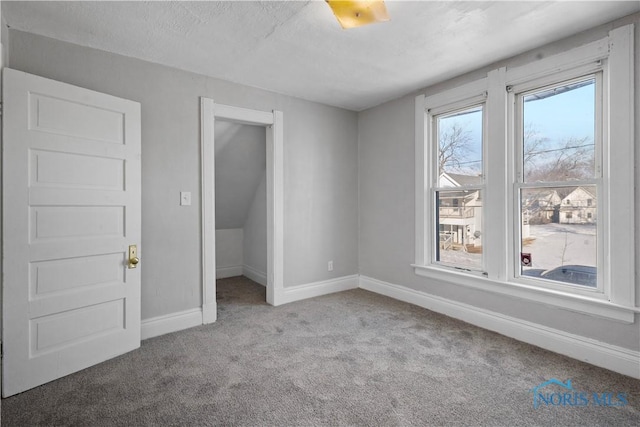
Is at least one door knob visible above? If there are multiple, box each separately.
[128,245,140,269]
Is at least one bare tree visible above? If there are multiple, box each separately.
[438,122,474,174]
[560,231,572,266]
[523,124,550,167]
[523,122,593,182]
[439,121,593,181]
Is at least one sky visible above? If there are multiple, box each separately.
[524,79,595,144]
[438,78,595,176]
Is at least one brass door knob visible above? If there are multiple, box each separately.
[128,245,139,269]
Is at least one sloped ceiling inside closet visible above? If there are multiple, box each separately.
[215,121,266,229]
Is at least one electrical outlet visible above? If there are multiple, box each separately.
[328,261,333,271]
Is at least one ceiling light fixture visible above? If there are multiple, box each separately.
[326,1,390,29]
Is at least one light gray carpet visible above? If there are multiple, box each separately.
[2,276,639,426]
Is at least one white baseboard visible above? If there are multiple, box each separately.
[243,264,267,286]
[141,308,203,340]
[359,275,640,379]
[282,274,359,305]
[216,265,242,279]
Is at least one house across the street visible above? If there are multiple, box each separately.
[560,186,597,224]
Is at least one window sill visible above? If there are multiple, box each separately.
[412,264,638,323]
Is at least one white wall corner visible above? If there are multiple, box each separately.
[141,308,203,340]
[358,275,640,379]
[243,264,267,286]
[281,274,359,305]
[269,285,285,307]
[216,265,243,279]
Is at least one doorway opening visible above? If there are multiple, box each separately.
[200,99,284,324]
[214,120,267,304]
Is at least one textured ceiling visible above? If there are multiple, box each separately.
[3,1,639,111]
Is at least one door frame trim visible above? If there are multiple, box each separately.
[200,98,284,322]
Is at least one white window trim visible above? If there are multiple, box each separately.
[414,24,637,323]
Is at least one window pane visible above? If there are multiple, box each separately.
[436,189,483,269]
[522,78,595,182]
[520,186,597,288]
[437,106,483,177]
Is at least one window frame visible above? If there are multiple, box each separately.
[510,71,604,297]
[416,78,488,278]
[430,101,487,272]
[413,25,637,323]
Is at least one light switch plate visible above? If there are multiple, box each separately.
[180,191,191,206]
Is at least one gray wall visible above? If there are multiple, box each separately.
[1,12,7,67]
[243,175,268,277]
[358,13,640,351]
[7,29,359,320]
[215,229,243,270]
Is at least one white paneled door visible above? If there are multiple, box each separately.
[2,69,142,397]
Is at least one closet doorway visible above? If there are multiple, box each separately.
[214,120,266,294]
[200,99,284,324]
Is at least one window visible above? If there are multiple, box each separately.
[414,25,635,322]
[433,105,484,270]
[515,76,600,291]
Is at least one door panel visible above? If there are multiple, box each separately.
[31,253,124,296]
[30,150,125,190]
[29,92,125,144]
[2,68,141,397]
